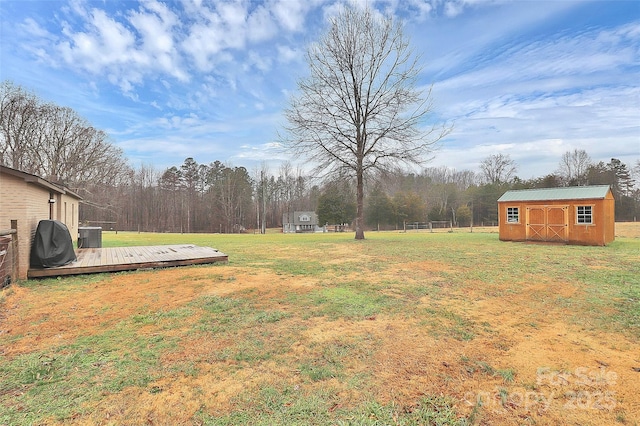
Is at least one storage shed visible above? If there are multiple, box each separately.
[497,185,614,246]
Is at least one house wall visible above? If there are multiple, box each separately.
[58,193,79,243]
[1,171,80,279]
[602,192,615,245]
[283,211,326,233]
[566,201,605,246]
[498,196,614,246]
[497,201,527,242]
[1,173,47,279]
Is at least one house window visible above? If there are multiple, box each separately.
[577,206,592,224]
[299,214,311,222]
[506,207,519,223]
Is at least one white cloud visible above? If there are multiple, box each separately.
[276,44,299,63]
[20,17,51,38]
[405,0,433,21]
[247,5,278,42]
[428,138,575,179]
[13,0,325,97]
[129,2,188,81]
[181,0,310,72]
[437,0,509,18]
[432,19,640,121]
[54,4,191,92]
[444,1,464,17]
[3,0,637,177]
[183,16,235,72]
[233,141,288,162]
[271,0,313,32]
[245,50,272,72]
[217,1,248,28]
[58,12,139,87]
[415,1,584,79]
[430,84,640,178]
[16,18,59,67]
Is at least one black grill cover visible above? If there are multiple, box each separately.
[30,220,77,268]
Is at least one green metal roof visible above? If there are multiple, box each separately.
[497,185,611,202]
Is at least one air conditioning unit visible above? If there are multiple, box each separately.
[78,227,102,248]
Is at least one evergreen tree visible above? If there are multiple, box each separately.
[316,182,356,230]
[365,183,394,230]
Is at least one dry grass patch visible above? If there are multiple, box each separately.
[1,226,639,425]
[616,222,640,238]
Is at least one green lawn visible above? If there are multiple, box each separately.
[1,229,638,425]
[100,229,639,336]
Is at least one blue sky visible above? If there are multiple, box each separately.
[1,0,639,179]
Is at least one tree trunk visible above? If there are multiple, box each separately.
[355,168,365,240]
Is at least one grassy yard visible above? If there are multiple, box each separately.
[1,224,639,425]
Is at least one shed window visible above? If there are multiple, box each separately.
[577,206,592,224]
[506,207,519,223]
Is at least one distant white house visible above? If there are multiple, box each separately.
[282,211,326,233]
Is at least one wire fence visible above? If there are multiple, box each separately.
[402,221,499,233]
[405,221,452,232]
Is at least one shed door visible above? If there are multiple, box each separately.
[526,206,568,242]
[546,206,568,242]
[526,207,546,241]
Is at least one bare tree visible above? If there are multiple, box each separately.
[479,153,517,184]
[275,161,305,229]
[0,81,40,171]
[558,149,592,186]
[219,166,252,233]
[180,157,200,233]
[255,162,270,234]
[158,166,182,232]
[282,6,450,239]
[0,80,130,188]
[422,166,475,222]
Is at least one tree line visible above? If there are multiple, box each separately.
[316,153,639,230]
[2,80,639,233]
[79,152,640,233]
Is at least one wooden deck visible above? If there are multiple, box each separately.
[28,244,228,278]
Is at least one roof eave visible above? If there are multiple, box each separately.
[1,165,82,199]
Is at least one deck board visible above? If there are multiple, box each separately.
[28,244,228,278]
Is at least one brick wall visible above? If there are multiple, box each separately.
[0,172,79,279]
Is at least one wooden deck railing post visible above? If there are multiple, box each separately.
[0,220,19,285]
[10,220,18,283]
